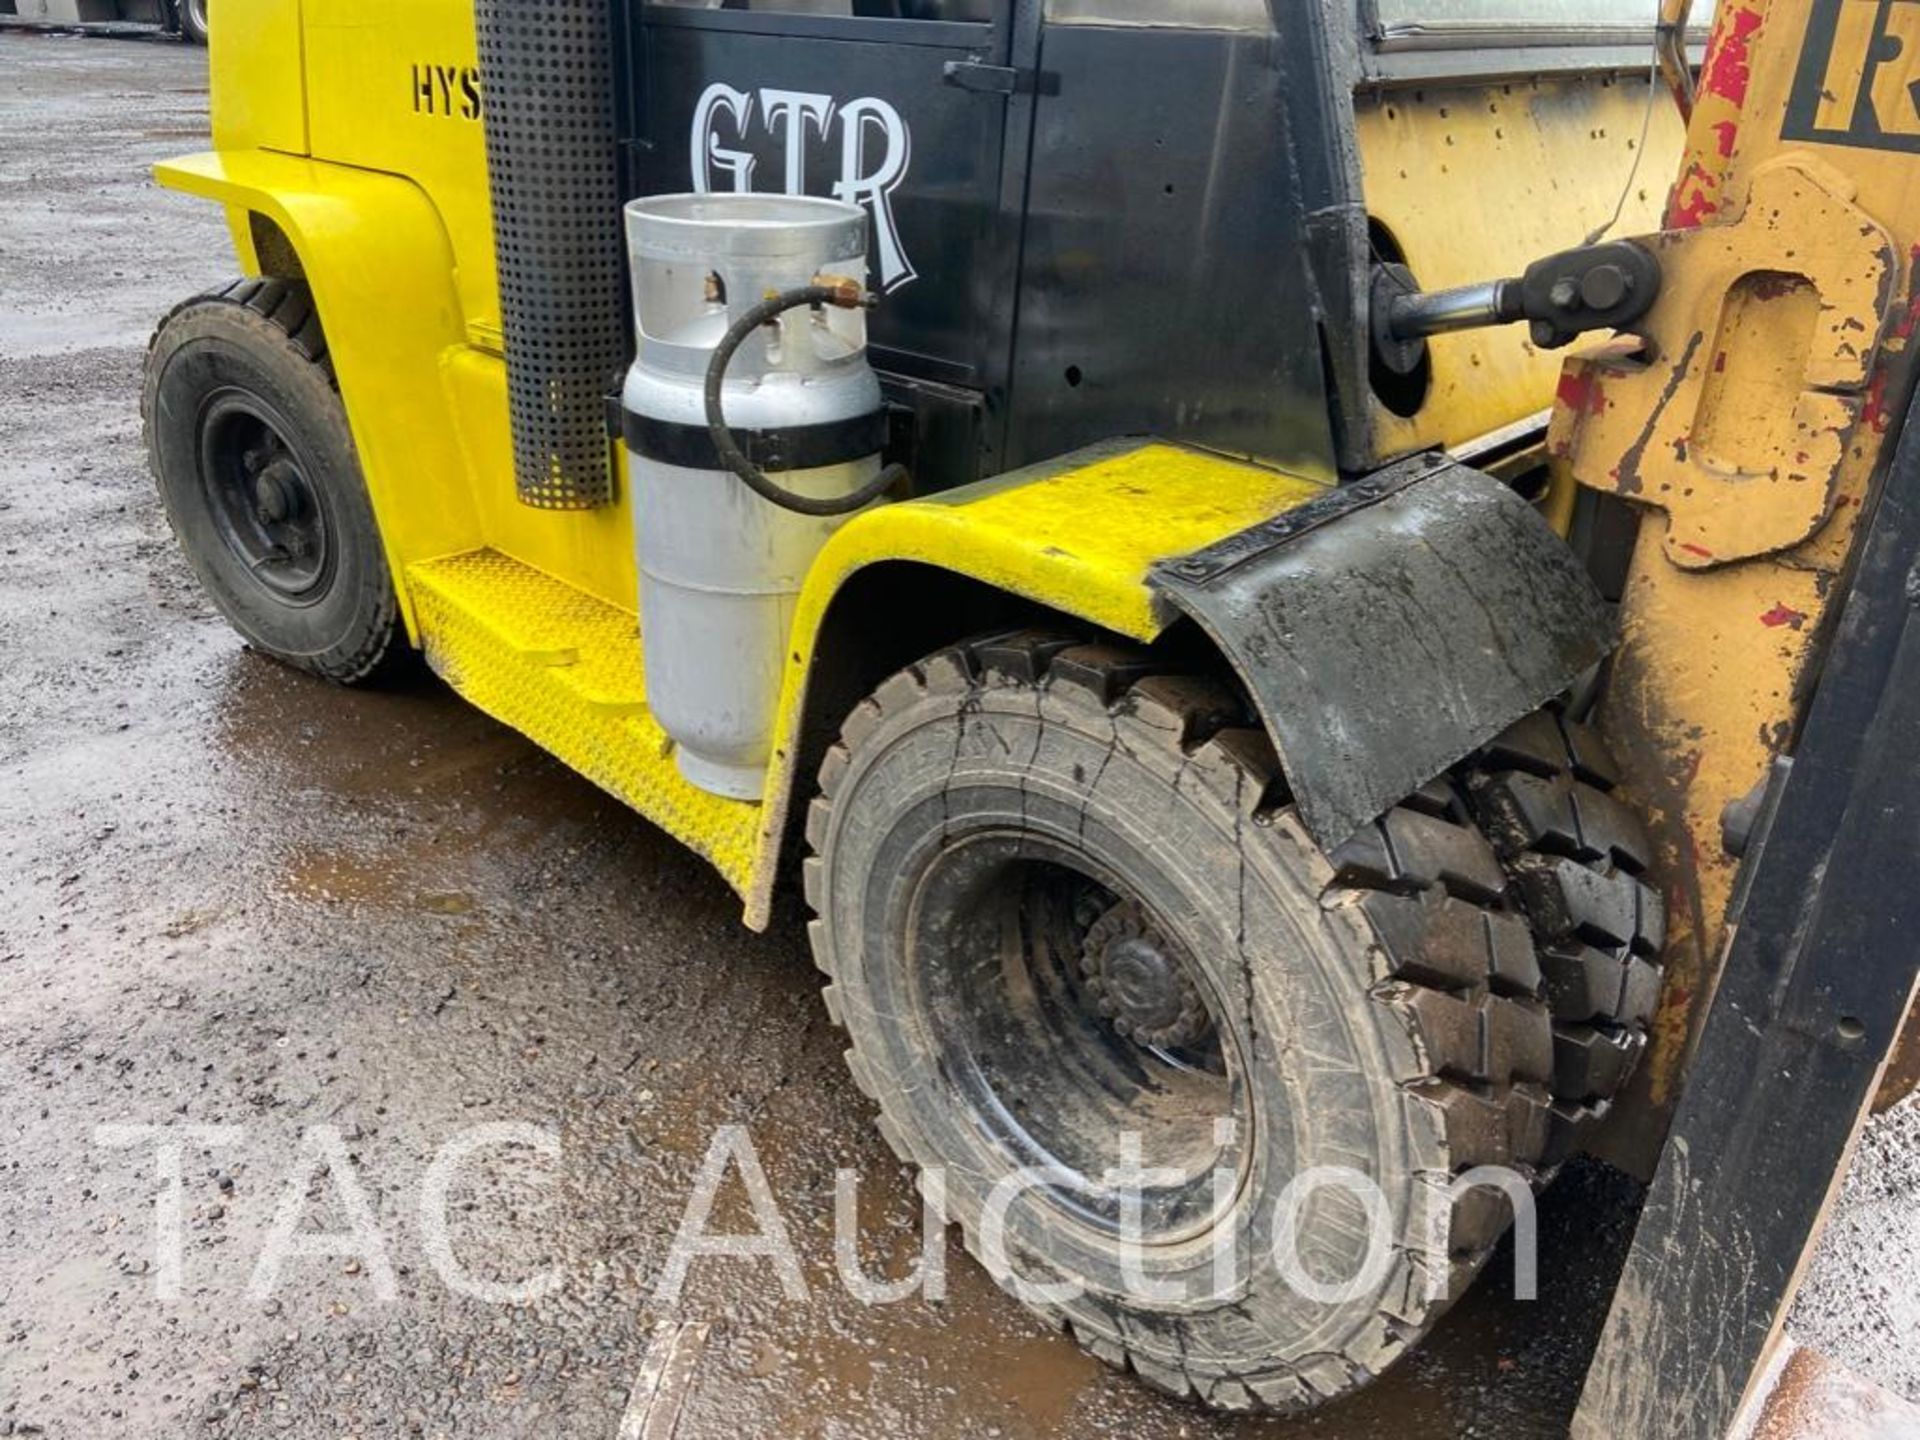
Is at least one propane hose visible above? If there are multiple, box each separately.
[703,282,907,518]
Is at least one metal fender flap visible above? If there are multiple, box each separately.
[1151,453,1616,849]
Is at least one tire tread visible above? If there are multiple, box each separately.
[1463,710,1664,1144]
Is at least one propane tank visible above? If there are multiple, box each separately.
[621,194,887,801]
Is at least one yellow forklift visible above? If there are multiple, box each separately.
[140,0,1920,1428]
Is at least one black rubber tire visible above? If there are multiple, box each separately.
[178,0,208,44]
[805,632,1584,1414]
[1462,708,1666,1138]
[143,278,406,686]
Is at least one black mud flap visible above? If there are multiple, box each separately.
[1151,452,1616,849]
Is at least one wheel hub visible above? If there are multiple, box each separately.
[903,838,1244,1244]
[253,459,300,525]
[1080,902,1212,1050]
[197,394,332,602]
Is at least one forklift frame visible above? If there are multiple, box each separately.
[1573,367,1920,1440]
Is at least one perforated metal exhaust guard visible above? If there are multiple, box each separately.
[475,0,629,510]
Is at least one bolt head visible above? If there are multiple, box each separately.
[1580,264,1632,312]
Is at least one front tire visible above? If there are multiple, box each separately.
[143,278,405,685]
[805,633,1633,1412]
[178,0,208,44]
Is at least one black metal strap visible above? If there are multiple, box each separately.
[622,408,886,473]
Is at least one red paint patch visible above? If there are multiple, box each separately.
[1712,118,1740,157]
[1680,541,1715,558]
[1665,162,1722,230]
[1556,369,1608,418]
[1864,376,1890,434]
[1702,6,1763,105]
[1862,252,1920,434]
[1759,603,1806,629]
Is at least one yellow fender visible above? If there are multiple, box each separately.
[752,441,1331,923]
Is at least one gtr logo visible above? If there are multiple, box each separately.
[690,83,916,292]
[1785,0,1920,151]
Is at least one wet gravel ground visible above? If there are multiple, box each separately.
[1,30,1914,1439]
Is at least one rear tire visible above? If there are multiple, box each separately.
[178,0,208,44]
[143,278,406,686]
[804,632,1629,1413]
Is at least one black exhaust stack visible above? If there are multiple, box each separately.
[475,0,628,510]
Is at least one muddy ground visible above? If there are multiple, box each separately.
[0,30,1914,1440]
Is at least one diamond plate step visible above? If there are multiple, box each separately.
[407,550,761,893]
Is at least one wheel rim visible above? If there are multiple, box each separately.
[907,832,1251,1246]
[195,390,334,604]
[186,0,206,30]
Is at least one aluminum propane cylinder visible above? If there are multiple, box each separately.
[620,194,886,800]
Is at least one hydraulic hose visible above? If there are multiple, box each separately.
[703,283,907,518]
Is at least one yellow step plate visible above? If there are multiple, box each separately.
[407,550,761,894]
